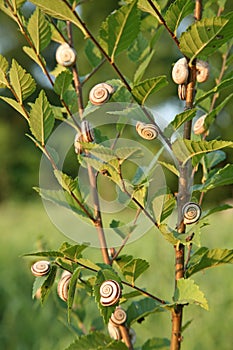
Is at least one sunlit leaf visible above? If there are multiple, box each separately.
[142,337,170,350]
[54,70,74,99]
[121,258,149,285]
[22,46,47,72]
[195,77,233,105]
[132,76,168,105]
[85,39,103,68]
[174,278,208,310]
[0,96,28,119]
[67,267,81,322]
[193,164,233,192]
[165,0,194,35]
[158,161,179,177]
[40,265,57,304]
[27,7,51,53]
[164,109,196,138]
[134,50,155,83]
[138,0,161,22]
[127,298,164,325]
[201,204,233,220]
[0,54,9,88]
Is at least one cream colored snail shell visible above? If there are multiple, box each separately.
[57,271,72,302]
[56,43,77,67]
[74,132,83,155]
[89,83,115,105]
[193,115,207,135]
[172,58,189,85]
[196,60,209,83]
[110,306,127,325]
[107,321,122,341]
[81,120,94,143]
[31,260,51,277]
[182,202,202,225]
[178,84,187,100]
[136,122,158,140]
[100,280,121,307]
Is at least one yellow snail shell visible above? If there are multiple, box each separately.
[31,260,51,277]
[57,271,72,302]
[182,202,202,225]
[74,132,83,155]
[89,83,115,105]
[107,321,122,341]
[172,58,189,85]
[56,43,77,67]
[136,122,158,140]
[193,115,207,135]
[178,84,187,100]
[81,120,94,143]
[100,280,121,307]
[110,306,127,325]
[196,60,209,83]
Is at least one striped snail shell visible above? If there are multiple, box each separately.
[193,115,207,135]
[182,202,202,225]
[136,122,158,140]
[110,306,127,325]
[178,84,187,100]
[56,43,77,67]
[107,321,122,341]
[74,132,83,155]
[196,60,209,83]
[100,280,121,307]
[57,271,72,302]
[89,83,115,105]
[81,120,94,143]
[172,58,189,85]
[31,260,51,277]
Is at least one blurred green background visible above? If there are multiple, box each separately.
[0,1,233,349]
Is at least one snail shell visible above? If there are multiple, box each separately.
[136,122,158,140]
[196,60,209,83]
[74,132,83,155]
[178,84,187,100]
[56,43,77,67]
[57,271,72,302]
[107,321,122,340]
[100,280,121,307]
[81,120,94,143]
[89,83,115,105]
[31,260,51,277]
[110,306,127,325]
[172,58,189,85]
[193,115,207,135]
[182,202,202,225]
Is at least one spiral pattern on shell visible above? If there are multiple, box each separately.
[196,60,209,83]
[31,260,51,277]
[136,122,158,140]
[81,120,94,143]
[172,58,189,85]
[110,306,127,325]
[107,321,122,340]
[56,43,77,67]
[100,280,121,306]
[178,84,187,101]
[57,271,72,302]
[193,115,207,135]
[89,83,115,105]
[182,202,202,225]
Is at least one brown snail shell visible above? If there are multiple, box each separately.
[136,122,158,140]
[196,60,209,83]
[193,115,207,135]
[182,202,202,225]
[172,58,189,85]
[56,43,77,67]
[100,280,121,307]
[107,321,122,340]
[81,120,94,143]
[178,84,187,100]
[110,306,127,325]
[31,260,51,277]
[89,83,115,105]
[57,271,72,302]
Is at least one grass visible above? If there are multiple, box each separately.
[0,199,232,349]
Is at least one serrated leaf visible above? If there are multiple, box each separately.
[180,16,233,61]
[121,258,149,285]
[132,76,168,105]
[29,90,54,145]
[77,258,100,272]
[85,39,103,68]
[110,221,136,239]
[142,337,170,350]
[174,278,208,310]
[62,244,89,260]
[165,0,194,35]
[32,275,47,299]
[27,7,51,53]
[65,332,127,350]
[54,70,73,99]
[193,164,233,192]
[115,147,143,162]
[164,109,196,138]
[127,298,164,325]
[40,265,57,304]
[203,150,226,169]
[138,0,161,22]
[128,32,150,63]
[195,77,233,105]
[0,54,9,88]
[9,59,36,103]
[158,161,179,177]
[160,194,176,223]
[201,204,233,220]
[0,96,28,119]
[67,267,81,322]
[54,170,77,194]
[24,250,64,258]
[23,46,47,72]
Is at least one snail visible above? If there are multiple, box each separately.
[107,321,122,341]
[89,83,115,105]
[74,132,83,155]
[57,271,72,302]
[196,60,209,83]
[100,280,121,307]
[178,84,187,100]
[172,58,189,85]
[182,202,202,225]
[193,114,207,135]
[31,260,51,277]
[56,43,77,67]
[136,121,158,140]
[110,306,127,325]
[81,120,94,143]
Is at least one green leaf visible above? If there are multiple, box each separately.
[193,164,233,192]
[174,278,208,310]
[9,59,36,103]
[32,275,47,299]
[121,258,149,285]
[132,76,168,105]
[27,7,51,53]
[29,90,55,145]
[40,265,57,304]
[142,337,170,350]
[67,267,81,323]
[0,54,9,88]
[127,298,164,325]
[115,147,143,162]
[85,39,103,68]
[195,77,233,105]
[0,96,28,119]
[99,0,140,62]
[54,70,73,99]
[203,150,226,169]
[24,250,64,258]
[54,170,77,194]
[23,46,47,72]
[138,0,161,22]
[61,243,89,260]
[165,0,194,35]
[110,220,136,239]
[158,161,179,177]
[134,50,155,83]
[201,204,233,220]
[186,247,233,278]
[128,32,150,63]
[180,16,233,61]
[164,109,196,138]
[65,332,127,350]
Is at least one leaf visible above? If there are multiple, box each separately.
[29,90,55,145]
[32,275,47,299]
[121,258,149,285]
[67,267,81,323]
[142,337,170,350]
[195,77,233,105]
[134,50,155,83]
[115,147,143,162]
[110,220,136,239]
[165,0,194,35]
[27,7,51,53]
[54,70,73,99]
[85,39,103,68]
[180,16,233,61]
[174,278,208,310]
[40,265,57,304]
[0,54,9,88]
[61,243,89,260]
[164,109,196,138]
[204,150,226,169]
[127,298,164,325]
[128,32,150,63]
[9,59,36,103]
[54,170,77,194]
[201,204,233,220]
[158,161,179,177]
[24,250,64,258]
[193,164,233,192]
[0,96,28,119]
[186,247,233,278]
[23,46,47,72]
[99,0,140,62]
[132,76,168,105]
[138,0,161,22]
